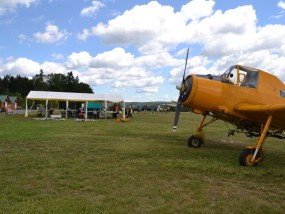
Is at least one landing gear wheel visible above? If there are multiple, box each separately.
[239,148,258,166]
[188,135,203,148]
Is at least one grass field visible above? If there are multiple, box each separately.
[0,112,284,213]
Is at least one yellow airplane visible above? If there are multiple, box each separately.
[173,49,285,166]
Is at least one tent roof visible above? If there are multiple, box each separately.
[26,91,124,103]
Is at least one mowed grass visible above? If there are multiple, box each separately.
[0,112,284,213]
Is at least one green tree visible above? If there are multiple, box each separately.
[46,73,67,91]
[33,69,48,91]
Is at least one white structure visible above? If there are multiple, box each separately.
[25,91,125,119]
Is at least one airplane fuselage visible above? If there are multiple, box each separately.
[182,66,285,133]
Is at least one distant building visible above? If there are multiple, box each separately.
[0,95,9,109]
[9,96,20,109]
[0,95,19,109]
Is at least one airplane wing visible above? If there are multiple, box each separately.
[234,103,285,113]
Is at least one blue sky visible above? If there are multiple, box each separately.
[1,0,285,101]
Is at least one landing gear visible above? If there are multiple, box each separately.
[187,114,273,166]
[239,147,264,166]
[188,135,203,148]
[239,115,272,166]
[187,115,217,148]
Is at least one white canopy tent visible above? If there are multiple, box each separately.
[25,91,125,119]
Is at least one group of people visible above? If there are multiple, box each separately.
[156,105,170,114]
[112,103,133,118]
[42,103,170,119]
[77,107,100,119]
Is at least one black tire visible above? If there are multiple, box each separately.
[239,149,258,166]
[188,135,203,148]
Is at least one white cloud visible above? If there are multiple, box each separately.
[79,1,188,52]
[34,23,70,43]
[114,78,163,93]
[40,61,66,74]
[189,5,257,56]
[51,53,65,60]
[180,0,215,20]
[278,1,285,10]
[65,48,165,92]
[76,1,257,59]
[0,48,165,94]
[90,48,134,69]
[0,57,66,78]
[80,0,104,17]
[77,29,91,41]
[0,57,40,77]
[168,55,210,84]
[0,0,37,15]
[135,52,181,68]
[65,51,92,69]
[250,24,285,52]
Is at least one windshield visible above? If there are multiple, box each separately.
[222,65,236,78]
[221,65,259,88]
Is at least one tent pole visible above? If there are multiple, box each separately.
[85,101,88,119]
[25,98,28,117]
[45,100,48,119]
[66,100,68,119]
[123,101,125,119]
[104,100,107,119]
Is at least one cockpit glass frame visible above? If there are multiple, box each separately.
[221,65,259,88]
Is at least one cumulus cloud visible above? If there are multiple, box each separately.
[78,0,188,52]
[80,0,104,17]
[0,0,37,15]
[135,52,181,68]
[87,49,164,92]
[34,23,70,43]
[189,5,257,56]
[180,0,215,20]
[168,55,210,84]
[278,1,285,10]
[76,0,258,59]
[0,48,165,94]
[0,57,40,77]
[113,70,164,88]
[90,48,134,69]
[77,29,91,40]
[65,51,92,69]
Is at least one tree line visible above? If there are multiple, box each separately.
[0,70,93,106]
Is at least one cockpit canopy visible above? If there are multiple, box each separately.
[221,65,259,88]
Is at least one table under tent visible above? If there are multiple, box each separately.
[25,91,125,119]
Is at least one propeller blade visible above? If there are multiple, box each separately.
[182,48,189,81]
[173,48,189,132]
[173,96,182,132]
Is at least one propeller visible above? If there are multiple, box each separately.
[173,48,189,132]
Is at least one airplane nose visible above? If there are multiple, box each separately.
[180,76,193,103]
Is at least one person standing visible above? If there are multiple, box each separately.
[127,106,133,118]
[157,105,161,114]
[113,103,119,118]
